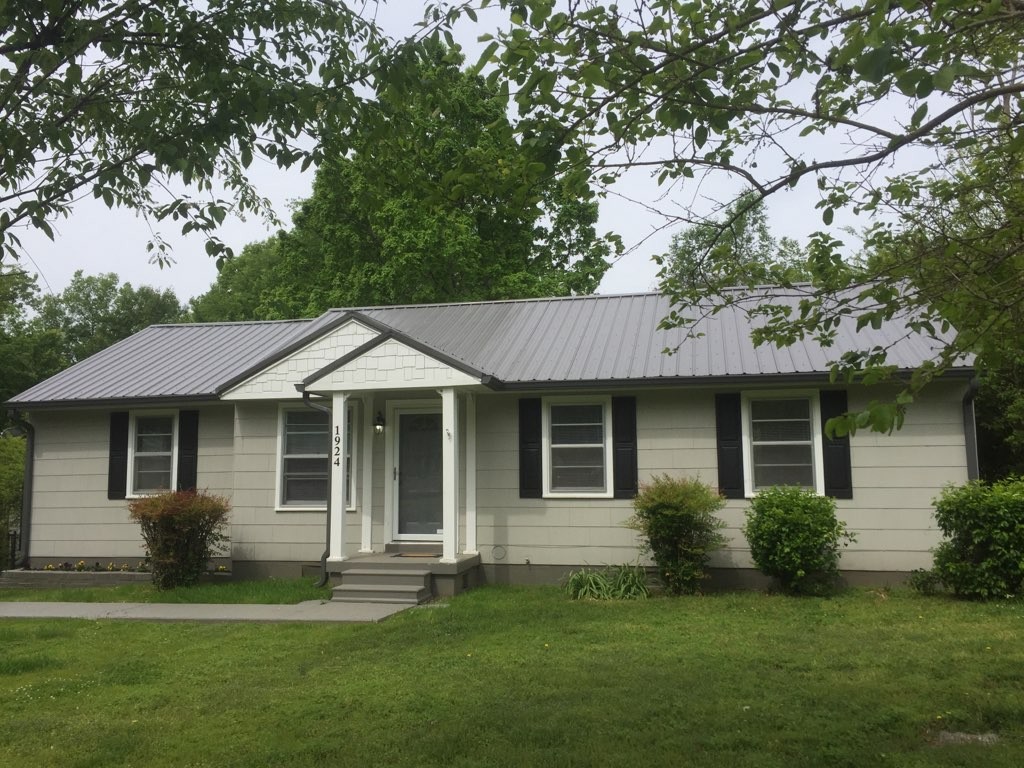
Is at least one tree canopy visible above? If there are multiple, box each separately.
[191,45,615,319]
[469,0,1024,430]
[33,270,185,364]
[0,269,184,428]
[0,0,387,266]
[658,191,809,293]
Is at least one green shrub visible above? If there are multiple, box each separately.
[930,477,1024,599]
[743,486,855,595]
[907,568,944,596]
[564,564,650,600]
[0,437,26,570]
[128,490,230,590]
[627,475,728,595]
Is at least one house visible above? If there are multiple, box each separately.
[5,291,977,596]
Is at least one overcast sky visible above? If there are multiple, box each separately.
[13,3,854,305]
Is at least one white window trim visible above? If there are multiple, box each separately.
[541,395,614,499]
[126,410,178,498]
[275,403,358,513]
[740,390,825,498]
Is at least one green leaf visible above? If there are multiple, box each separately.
[933,64,958,91]
[853,46,893,85]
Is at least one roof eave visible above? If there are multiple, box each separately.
[4,394,223,411]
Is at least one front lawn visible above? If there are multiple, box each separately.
[1,587,1021,767]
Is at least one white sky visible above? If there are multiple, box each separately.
[12,3,859,305]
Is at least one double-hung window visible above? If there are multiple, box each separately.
[278,406,355,509]
[542,397,613,497]
[743,393,824,495]
[129,413,177,495]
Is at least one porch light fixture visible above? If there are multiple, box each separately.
[374,411,386,436]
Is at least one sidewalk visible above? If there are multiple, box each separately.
[0,599,411,623]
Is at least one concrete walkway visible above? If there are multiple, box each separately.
[0,599,410,623]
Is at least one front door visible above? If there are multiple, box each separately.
[395,410,443,538]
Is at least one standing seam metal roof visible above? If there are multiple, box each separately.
[6,291,971,407]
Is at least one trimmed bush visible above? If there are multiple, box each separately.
[743,486,855,595]
[128,490,230,590]
[627,475,727,595]
[930,477,1024,599]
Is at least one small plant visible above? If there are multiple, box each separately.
[908,568,944,596]
[743,486,855,595]
[128,490,230,590]
[564,564,650,600]
[607,563,650,599]
[627,475,728,595]
[930,477,1024,599]
[74,560,86,572]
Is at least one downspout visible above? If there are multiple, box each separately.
[301,391,333,587]
[5,410,34,568]
[962,377,980,481]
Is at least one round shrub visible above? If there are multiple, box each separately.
[128,490,230,590]
[627,475,727,595]
[743,486,855,595]
[931,477,1024,599]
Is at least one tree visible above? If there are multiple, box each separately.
[192,45,615,319]
[0,436,25,568]
[468,0,1024,431]
[0,1,391,266]
[658,191,810,292]
[0,269,64,428]
[33,271,185,365]
[189,239,287,322]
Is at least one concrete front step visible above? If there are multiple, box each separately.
[331,583,430,604]
[339,568,432,588]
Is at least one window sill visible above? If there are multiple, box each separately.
[274,506,358,513]
[543,491,615,500]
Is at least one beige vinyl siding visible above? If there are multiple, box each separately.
[230,402,331,562]
[29,405,234,561]
[471,383,967,573]
[25,379,969,574]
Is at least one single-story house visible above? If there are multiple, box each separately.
[5,291,977,596]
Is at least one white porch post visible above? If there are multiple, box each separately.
[359,394,374,553]
[328,392,348,563]
[465,392,478,555]
[440,387,459,563]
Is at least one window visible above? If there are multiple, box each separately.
[542,398,613,497]
[742,393,824,495]
[278,406,355,509]
[129,413,177,495]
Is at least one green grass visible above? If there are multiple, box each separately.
[0,586,1022,767]
[0,577,331,604]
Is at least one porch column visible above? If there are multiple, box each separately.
[359,395,374,553]
[440,387,460,563]
[328,392,348,563]
[464,393,478,555]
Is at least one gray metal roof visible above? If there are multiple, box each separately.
[6,291,972,407]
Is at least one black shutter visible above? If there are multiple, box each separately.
[518,398,542,498]
[820,390,853,499]
[107,411,129,500]
[612,396,638,499]
[715,393,744,499]
[177,410,200,491]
